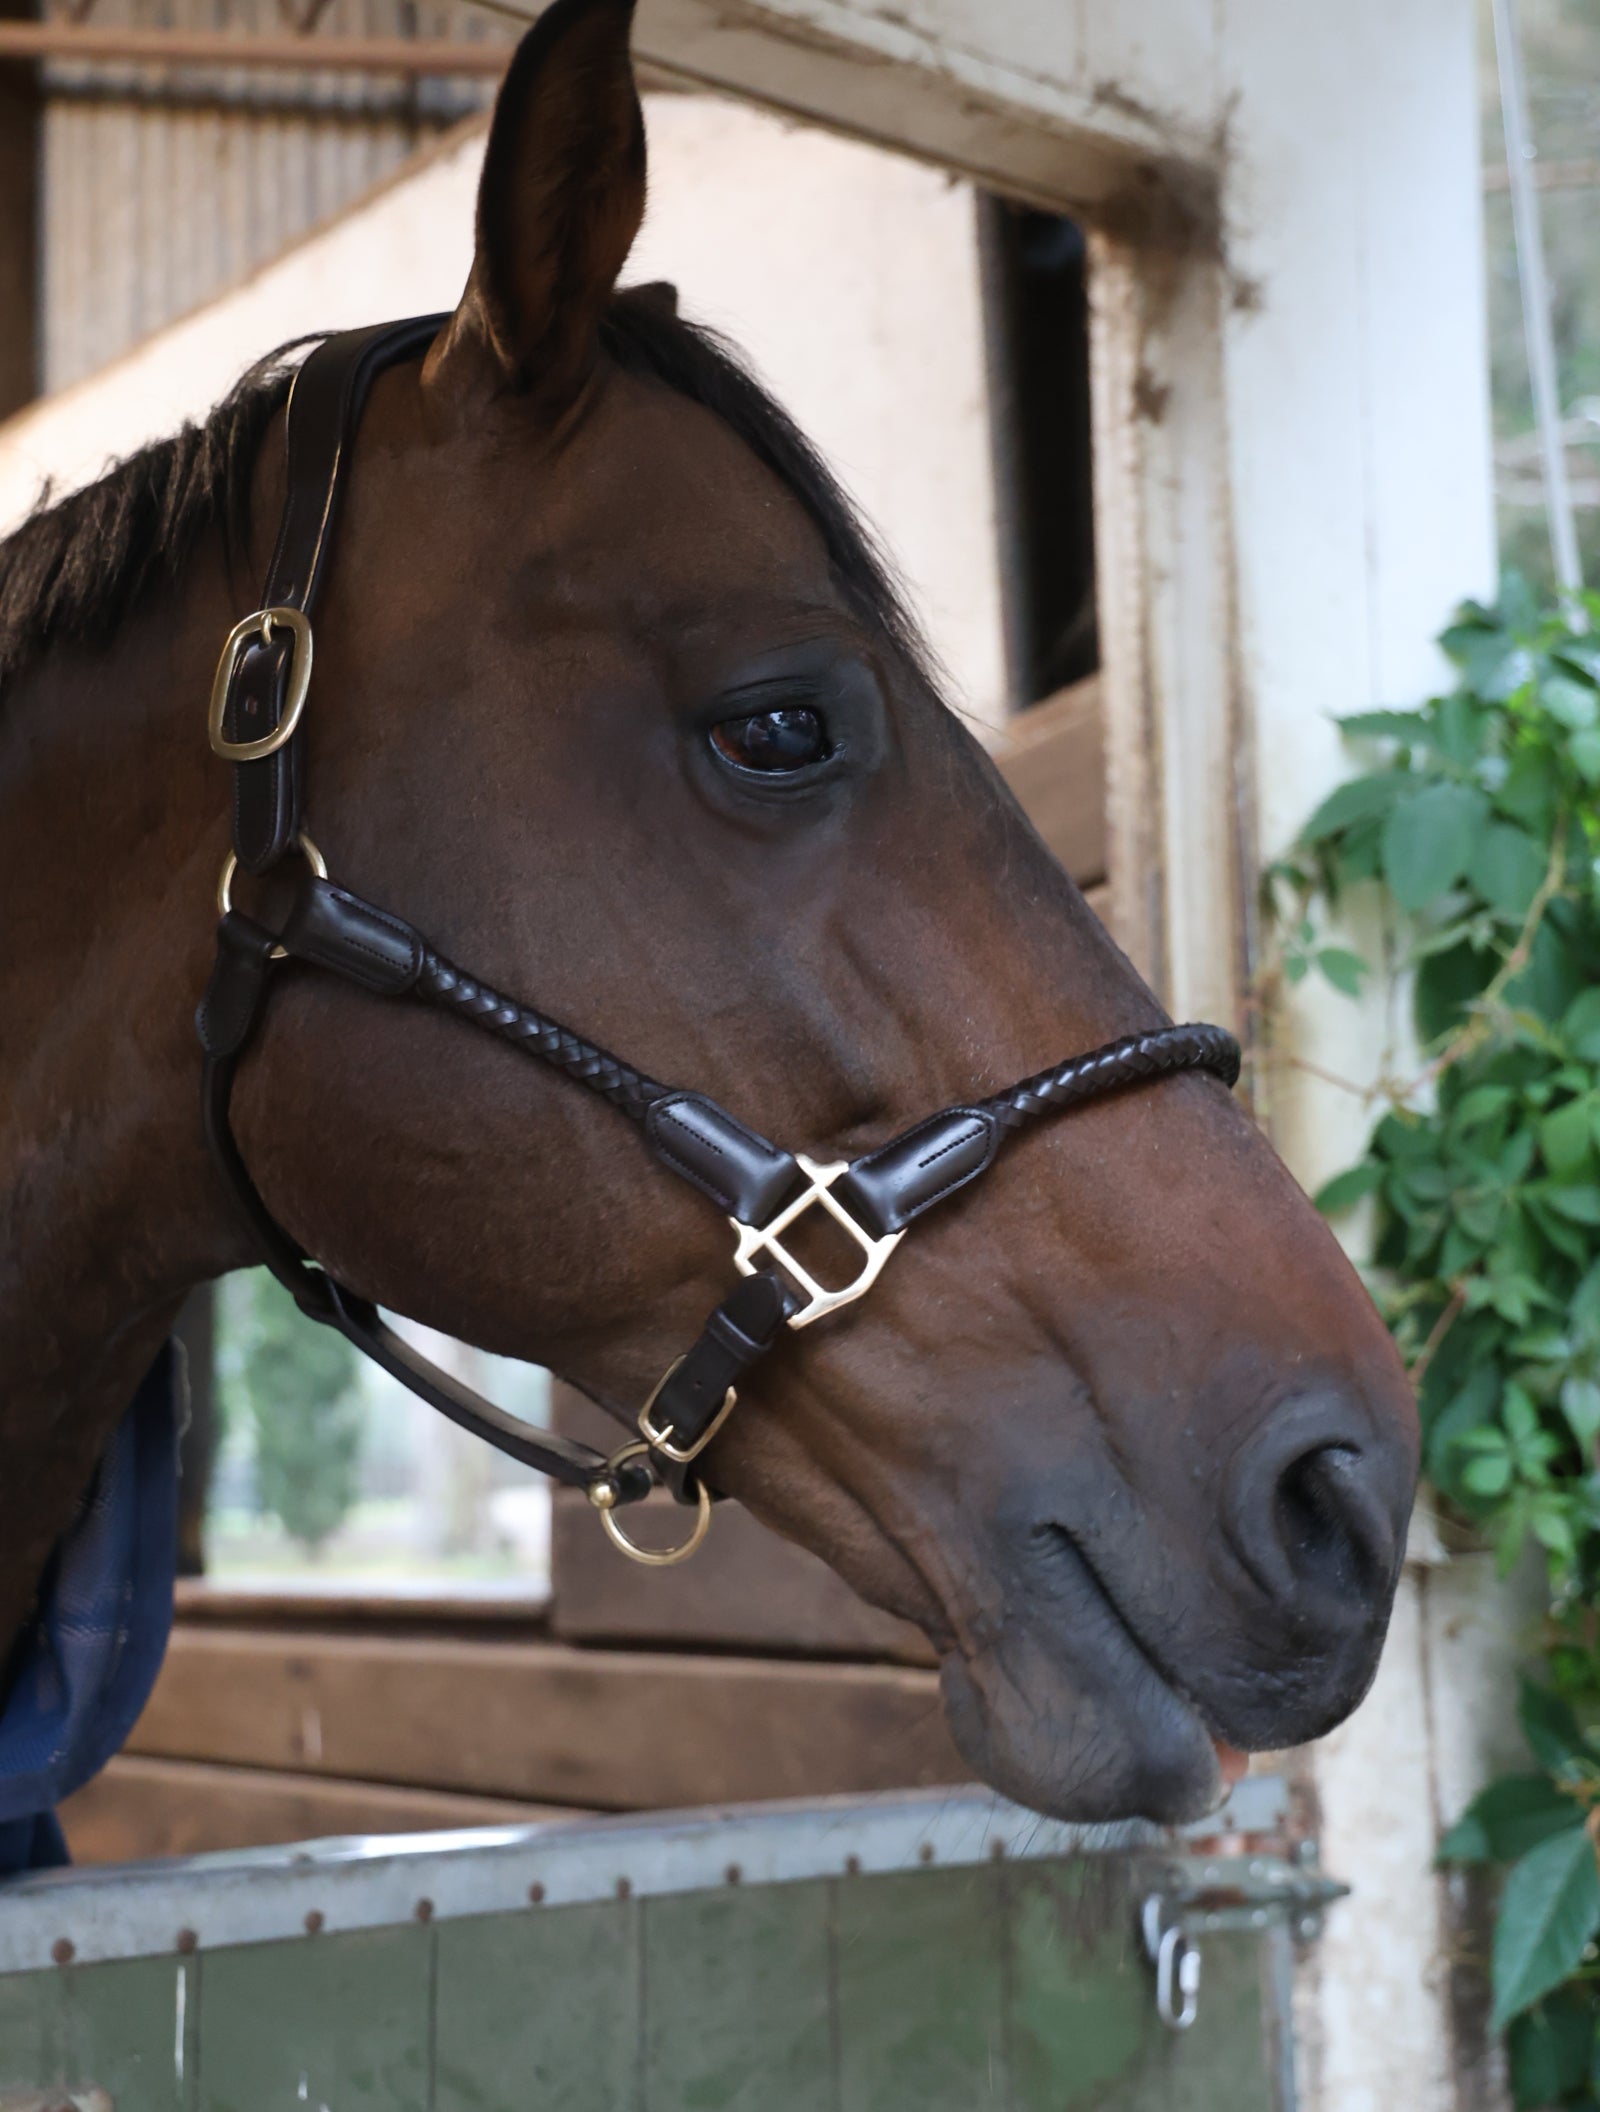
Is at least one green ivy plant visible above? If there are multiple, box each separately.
[1269,577,1600,2108]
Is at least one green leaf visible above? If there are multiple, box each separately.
[1508,1987,1594,2109]
[1439,1775,1586,1866]
[1337,708,1433,742]
[1542,675,1599,731]
[1555,638,1600,683]
[1382,782,1489,911]
[1541,1099,1596,1181]
[1468,824,1549,919]
[1570,728,1600,785]
[1462,1450,1515,1496]
[1561,1378,1600,1452]
[1563,988,1600,1062]
[1491,1824,1600,2029]
[1315,945,1368,997]
[1299,771,1407,845]
[1546,1186,1600,1226]
[1498,750,1562,833]
[1520,1678,1592,1779]
[1466,636,1535,703]
[1314,1162,1385,1214]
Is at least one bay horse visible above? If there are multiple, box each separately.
[0,0,1417,1827]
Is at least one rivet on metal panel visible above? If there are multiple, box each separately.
[50,1937,74,1966]
[176,1929,198,1955]
[528,1882,546,1905]
[415,1898,434,1923]
[615,1878,632,1901]
[989,1839,1007,1862]
[919,1842,936,1864]
[844,1854,862,1876]
[724,1863,742,1886]
[304,1910,324,1935]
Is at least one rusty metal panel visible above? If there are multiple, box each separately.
[38,0,502,389]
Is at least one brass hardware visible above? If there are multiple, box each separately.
[588,1441,711,1567]
[636,1355,737,1464]
[216,832,327,960]
[208,605,314,761]
[731,1154,904,1329]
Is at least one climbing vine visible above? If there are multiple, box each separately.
[1270,577,1600,2108]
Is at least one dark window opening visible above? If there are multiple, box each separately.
[978,199,1097,709]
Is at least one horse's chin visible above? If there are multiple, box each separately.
[936,1637,1228,1828]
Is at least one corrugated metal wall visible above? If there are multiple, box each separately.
[39,0,506,389]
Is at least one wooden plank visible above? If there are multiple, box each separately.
[643,1882,833,2112]
[0,0,38,423]
[435,1903,641,2112]
[124,1629,969,1809]
[197,1928,430,2112]
[550,1489,935,1666]
[172,1578,551,1630]
[835,1867,1007,2111]
[58,1756,584,1865]
[994,675,1106,885]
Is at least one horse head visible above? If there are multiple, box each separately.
[0,0,1417,1823]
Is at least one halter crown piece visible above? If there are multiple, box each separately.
[196,319,1242,1566]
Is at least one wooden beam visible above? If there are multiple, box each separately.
[125,1628,970,1809]
[0,0,38,421]
[0,22,512,73]
[993,674,1106,885]
[550,1491,935,1666]
[59,1755,583,1865]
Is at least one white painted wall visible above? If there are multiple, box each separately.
[0,99,1005,729]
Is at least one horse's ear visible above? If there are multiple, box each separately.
[429,0,645,406]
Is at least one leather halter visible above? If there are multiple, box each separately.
[196,317,1242,1564]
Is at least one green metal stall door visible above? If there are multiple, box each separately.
[0,1861,1286,2112]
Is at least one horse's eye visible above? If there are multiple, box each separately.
[710,706,830,774]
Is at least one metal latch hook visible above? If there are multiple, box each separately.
[1140,1893,1202,2031]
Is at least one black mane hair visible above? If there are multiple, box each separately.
[0,294,937,696]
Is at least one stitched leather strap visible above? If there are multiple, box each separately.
[222,316,446,873]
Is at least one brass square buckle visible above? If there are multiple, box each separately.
[208,606,314,762]
[730,1154,904,1330]
[637,1355,737,1465]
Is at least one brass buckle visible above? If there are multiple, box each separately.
[216,831,327,961]
[731,1154,904,1330]
[636,1356,737,1465]
[208,605,314,762]
[588,1441,711,1567]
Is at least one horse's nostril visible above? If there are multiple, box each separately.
[1226,1397,1406,1613]
[1274,1446,1376,1593]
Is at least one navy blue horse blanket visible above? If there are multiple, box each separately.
[0,1344,179,1875]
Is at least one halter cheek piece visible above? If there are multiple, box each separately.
[196,317,1242,1566]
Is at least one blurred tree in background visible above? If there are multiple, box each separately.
[221,1270,362,1555]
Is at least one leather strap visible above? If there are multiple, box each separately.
[222,316,446,873]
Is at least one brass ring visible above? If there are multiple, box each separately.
[216,832,328,961]
[588,1441,711,1567]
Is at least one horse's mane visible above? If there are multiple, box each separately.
[0,291,936,696]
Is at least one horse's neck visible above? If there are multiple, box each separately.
[0,553,238,1655]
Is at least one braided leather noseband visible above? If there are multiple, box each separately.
[195,316,1242,1565]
